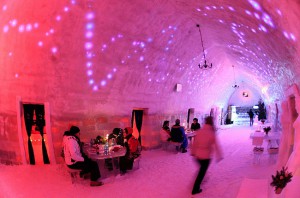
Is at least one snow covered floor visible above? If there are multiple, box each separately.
[0,126,279,198]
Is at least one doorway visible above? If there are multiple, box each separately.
[131,109,144,145]
[17,98,56,165]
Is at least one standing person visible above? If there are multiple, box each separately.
[170,119,188,153]
[63,126,103,187]
[160,120,171,142]
[191,116,223,195]
[248,109,254,126]
[191,118,201,131]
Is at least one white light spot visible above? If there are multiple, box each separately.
[254,12,260,20]
[228,6,235,11]
[38,41,43,47]
[34,23,39,28]
[283,31,289,39]
[290,33,296,41]
[245,10,252,15]
[276,9,282,16]
[64,7,69,12]
[25,24,32,31]
[56,15,62,21]
[93,85,98,91]
[248,0,261,10]
[18,25,25,32]
[86,12,94,20]
[2,5,7,11]
[107,74,112,79]
[51,47,58,53]
[85,31,93,38]
[101,80,106,86]
[87,70,93,76]
[86,22,94,30]
[86,62,92,68]
[15,73,19,78]
[3,25,9,33]
[139,56,144,61]
[89,79,94,85]
[85,42,93,50]
[10,19,17,27]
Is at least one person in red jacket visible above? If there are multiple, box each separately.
[119,127,140,174]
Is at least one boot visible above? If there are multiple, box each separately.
[90,181,104,187]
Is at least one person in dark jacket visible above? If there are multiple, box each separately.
[248,109,254,126]
[170,119,188,153]
[191,118,201,131]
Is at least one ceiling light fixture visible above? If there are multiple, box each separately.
[232,65,239,88]
[196,24,212,69]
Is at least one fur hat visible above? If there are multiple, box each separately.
[69,126,80,135]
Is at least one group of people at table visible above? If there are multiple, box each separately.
[160,118,201,153]
[62,126,140,187]
[63,116,223,196]
[161,117,223,195]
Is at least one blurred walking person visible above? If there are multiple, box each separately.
[191,116,223,195]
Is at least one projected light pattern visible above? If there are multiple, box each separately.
[1,0,77,81]
[0,0,298,97]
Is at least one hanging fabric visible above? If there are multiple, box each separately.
[132,110,143,145]
[35,105,50,164]
[187,109,191,129]
[23,104,35,165]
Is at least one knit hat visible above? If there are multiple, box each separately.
[124,127,133,134]
[69,126,80,135]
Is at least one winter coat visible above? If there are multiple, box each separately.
[170,125,185,142]
[191,124,223,160]
[63,134,84,165]
[160,128,171,142]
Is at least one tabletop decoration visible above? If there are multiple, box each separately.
[270,166,293,194]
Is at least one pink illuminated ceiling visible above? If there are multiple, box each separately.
[0,0,299,115]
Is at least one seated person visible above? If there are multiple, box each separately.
[191,118,201,131]
[160,120,171,142]
[108,128,124,146]
[119,127,141,174]
[170,119,188,153]
[105,128,124,170]
[63,126,103,186]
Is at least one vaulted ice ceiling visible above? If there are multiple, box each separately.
[0,0,299,115]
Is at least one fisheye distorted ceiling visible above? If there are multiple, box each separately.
[0,0,299,114]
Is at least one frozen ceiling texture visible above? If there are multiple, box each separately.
[0,0,299,116]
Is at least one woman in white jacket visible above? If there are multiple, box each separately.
[63,126,103,186]
[191,116,223,195]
